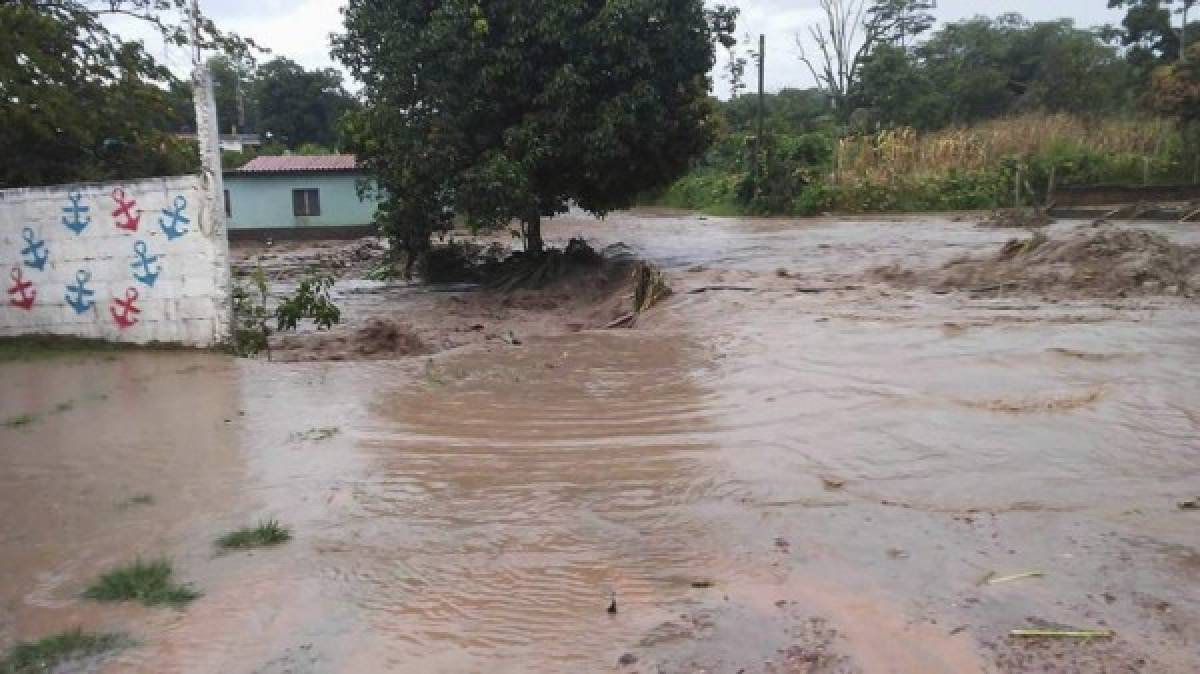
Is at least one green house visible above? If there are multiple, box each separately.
[224,155,381,239]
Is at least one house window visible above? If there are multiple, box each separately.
[223,190,231,218]
[293,188,321,217]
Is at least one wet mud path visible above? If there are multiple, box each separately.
[2,213,1199,673]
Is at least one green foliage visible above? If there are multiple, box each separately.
[721,89,835,135]
[209,54,255,135]
[216,520,291,550]
[276,275,340,332]
[232,265,270,357]
[83,559,199,607]
[253,58,359,148]
[0,0,255,188]
[334,0,736,259]
[2,414,37,429]
[824,170,1011,214]
[0,629,128,674]
[1107,0,1199,69]
[1151,45,1200,123]
[856,15,1138,129]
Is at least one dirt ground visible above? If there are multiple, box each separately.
[232,237,639,362]
[2,211,1199,674]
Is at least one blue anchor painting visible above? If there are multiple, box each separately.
[20,228,49,271]
[130,240,161,287]
[64,269,96,314]
[158,195,190,240]
[62,190,91,234]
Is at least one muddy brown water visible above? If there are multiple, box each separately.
[2,213,1198,673]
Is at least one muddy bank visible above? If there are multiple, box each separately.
[233,238,643,363]
[874,225,1200,299]
[233,237,388,282]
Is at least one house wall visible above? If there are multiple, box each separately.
[1,175,230,347]
[224,173,380,231]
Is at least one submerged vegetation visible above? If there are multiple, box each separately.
[82,559,199,607]
[216,520,292,550]
[0,630,128,674]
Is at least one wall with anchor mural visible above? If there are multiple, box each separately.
[1,175,229,346]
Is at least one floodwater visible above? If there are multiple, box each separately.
[2,213,1199,673]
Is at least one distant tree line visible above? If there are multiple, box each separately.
[170,55,360,151]
[0,1,358,188]
[718,0,1200,134]
[684,1,1200,216]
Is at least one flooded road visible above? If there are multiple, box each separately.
[2,213,1198,673]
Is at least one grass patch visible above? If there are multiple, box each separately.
[0,336,198,363]
[1,414,37,429]
[53,401,75,414]
[0,629,128,674]
[117,493,154,509]
[82,559,199,607]
[216,520,292,550]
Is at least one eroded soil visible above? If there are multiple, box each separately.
[1,212,1198,673]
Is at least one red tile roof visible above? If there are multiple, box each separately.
[237,154,360,173]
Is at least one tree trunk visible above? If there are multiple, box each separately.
[525,213,544,255]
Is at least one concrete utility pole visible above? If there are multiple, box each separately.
[1183,1,1193,63]
[757,34,766,148]
[751,34,765,197]
[190,0,232,342]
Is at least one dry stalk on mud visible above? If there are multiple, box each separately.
[606,263,672,328]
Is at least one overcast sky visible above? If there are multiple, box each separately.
[109,0,1125,97]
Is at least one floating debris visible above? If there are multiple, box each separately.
[983,571,1045,585]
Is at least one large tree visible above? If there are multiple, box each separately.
[1151,43,1200,118]
[210,54,256,135]
[855,15,1136,128]
[0,0,256,187]
[1107,0,1199,68]
[334,0,736,262]
[252,58,357,148]
[796,0,935,114]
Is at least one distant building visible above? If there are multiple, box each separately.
[175,132,263,153]
[223,155,381,239]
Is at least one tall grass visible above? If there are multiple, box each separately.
[835,113,1184,186]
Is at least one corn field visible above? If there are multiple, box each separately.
[834,113,1183,185]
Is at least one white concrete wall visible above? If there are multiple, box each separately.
[1,176,229,347]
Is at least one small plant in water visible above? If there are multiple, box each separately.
[232,264,272,358]
[276,273,340,331]
[118,493,155,509]
[2,414,37,429]
[82,559,199,607]
[0,629,128,674]
[216,520,292,550]
[289,427,340,442]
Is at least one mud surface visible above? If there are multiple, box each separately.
[237,237,637,363]
[876,224,1200,299]
[2,212,1199,673]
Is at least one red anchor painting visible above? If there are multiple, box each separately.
[112,188,141,232]
[110,287,141,329]
[8,267,36,310]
